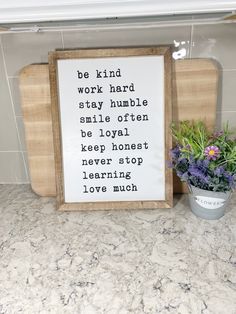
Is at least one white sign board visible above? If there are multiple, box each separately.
[49,47,173,210]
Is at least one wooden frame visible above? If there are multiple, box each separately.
[49,47,173,211]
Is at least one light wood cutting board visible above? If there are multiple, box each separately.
[19,59,219,196]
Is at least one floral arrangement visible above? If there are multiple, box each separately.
[169,121,236,192]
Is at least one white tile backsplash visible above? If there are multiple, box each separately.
[217,111,236,130]
[9,77,22,116]
[0,40,21,152]
[191,24,236,70]
[16,116,27,152]
[221,70,236,112]
[0,152,28,183]
[1,32,63,76]
[63,26,191,58]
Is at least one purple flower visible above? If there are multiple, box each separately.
[170,146,180,159]
[224,172,236,189]
[204,146,220,160]
[214,166,225,176]
[188,164,209,184]
[202,159,210,168]
[212,130,224,138]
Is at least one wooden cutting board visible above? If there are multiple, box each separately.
[19,59,219,196]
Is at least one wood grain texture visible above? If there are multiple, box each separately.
[19,64,56,196]
[19,58,218,197]
[164,48,173,207]
[48,55,65,208]
[48,47,173,211]
[172,58,218,192]
[173,59,218,128]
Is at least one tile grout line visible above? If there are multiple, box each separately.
[0,37,29,182]
[221,69,236,72]
[61,31,65,49]
[189,24,194,58]
[0,151,24,153]
[0,181,30,184]
[216,110,236,113]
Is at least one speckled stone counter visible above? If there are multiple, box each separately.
[0,185,236,314]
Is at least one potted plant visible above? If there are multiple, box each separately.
[169,120,236,220]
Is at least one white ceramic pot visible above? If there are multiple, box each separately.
[188,184,231,220]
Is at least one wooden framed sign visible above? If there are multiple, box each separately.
[49,47,173,211]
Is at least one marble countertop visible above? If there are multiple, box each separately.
[0,184,235,314]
